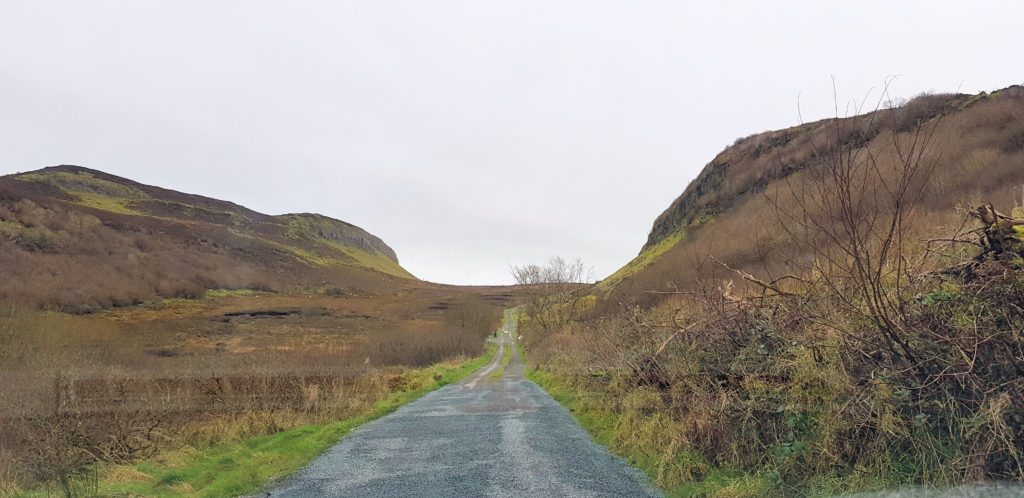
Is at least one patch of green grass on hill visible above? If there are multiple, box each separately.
[0,220,24,234]
[68,191,144,214]
[327,241,415,279]
[17,171,146,199]
[225,225,413,279]
[597,229,687,292]
[225,228,353,267]
[17,171,149,214]
[281,215,414,279]
[282,244,356,268]
[204,289,258,298]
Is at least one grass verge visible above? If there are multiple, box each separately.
[20,345,497,498]
[508,308,527,365]
[526,369,768,497]
[486,343,512,382]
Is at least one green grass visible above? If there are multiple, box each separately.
[597,214,719,293]
[329,242,415,279]
[19,346,497,498]
[508,316,767,495]
[225,227,414,279]
[203,288,258,298]
[527,369,770,497]
[17,171,148,215]
[487,344,512,382]
[280,215,415,279]
[597,229,687,292]
[527,370,617,448]
[507,307,529,368]
[17,171,146,199]
[0,220,25,235]
[514,336,527,367]
[67,191,143,214]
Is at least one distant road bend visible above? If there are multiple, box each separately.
[267,311,659,497]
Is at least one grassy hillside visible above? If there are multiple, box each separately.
[520,85,1024,495]
[0,165,414,312]
[604,85,1024,302]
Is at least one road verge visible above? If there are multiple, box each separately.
[21,345,498,497]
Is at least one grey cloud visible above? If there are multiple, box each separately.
[2,1,1021,284]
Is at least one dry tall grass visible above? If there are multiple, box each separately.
[0,288,507,494]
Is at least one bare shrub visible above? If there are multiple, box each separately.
[442,295,500,336]
[367,325,485,368]
[510,256,593,285]
[516,86,1024,492]
[770,82,947,363]
[0,284,510,493]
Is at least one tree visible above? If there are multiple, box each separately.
[510,257,594,336]
[510,256,592,286]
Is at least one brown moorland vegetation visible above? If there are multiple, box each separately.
[520,85,1024,495]
[0,165,414,313]
[0,284,519,494]
[612,86,1024,305]
[0,167,537,494]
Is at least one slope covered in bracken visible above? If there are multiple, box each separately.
[519,85,1024,495]
[603,86,1024,300]
[0,165,414,312]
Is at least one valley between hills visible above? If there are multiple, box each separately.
[2,85,1024,496]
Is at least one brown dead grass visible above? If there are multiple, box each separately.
[0,284,520,491]
[528,86,1024,494]
[613,87,1024,307]
[104,465,154,484]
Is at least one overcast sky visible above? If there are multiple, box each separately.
[1,1,1021,285]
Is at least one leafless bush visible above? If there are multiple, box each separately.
[442,295,500,336]
[367,325,485,367]
[515,87,1024,490]
[510,256,593,285]
[770,81,947,363]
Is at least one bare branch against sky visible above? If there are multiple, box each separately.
[1,1,1021,284]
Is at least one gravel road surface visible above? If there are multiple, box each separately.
[266,312,659,497]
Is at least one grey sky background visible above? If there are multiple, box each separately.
[1,1,1021,285]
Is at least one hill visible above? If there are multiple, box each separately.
[0,165,414,312]
[517,85,1024,494]
[601,85,1024,299]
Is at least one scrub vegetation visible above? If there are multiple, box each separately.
[0,290,508,496]
[0,166,414,313]
[518,85,1024,495]
[0,168,520,495]
[4,85,1024,497]
[96,347,495,497]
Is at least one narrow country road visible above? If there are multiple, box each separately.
[266,311,660,497]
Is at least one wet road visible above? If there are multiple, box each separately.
[266,311,659,497]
